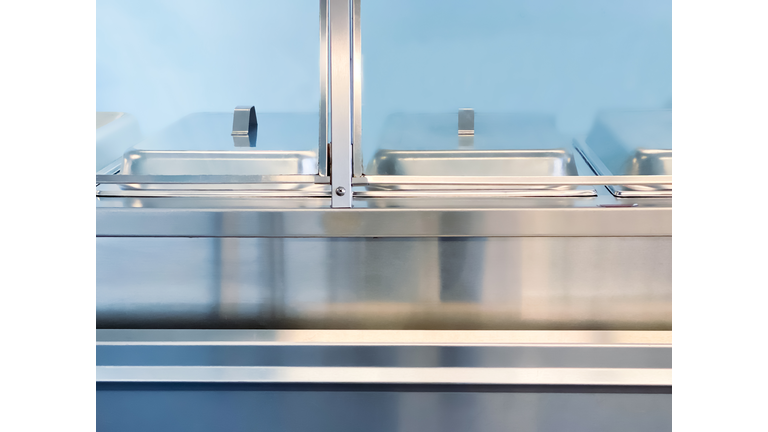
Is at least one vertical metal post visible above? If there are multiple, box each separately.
[329,0,353,208]
[352,0,363,177]
[318,0,329,176]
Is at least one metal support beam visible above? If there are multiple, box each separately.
[318,0,329,176]
[329,0,353,207]
[352,0,363,176]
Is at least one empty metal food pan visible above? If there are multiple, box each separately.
[122,150,317,176]
[117,150,317,190]
[105,112,321,190]
[366,149,585,192]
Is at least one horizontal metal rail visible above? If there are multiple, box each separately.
[96,366,671,386]
[353,189,596,198]
[96,175,328,185]
[96,174,670,186]
[96,190,332,198]
[355,175,672,186]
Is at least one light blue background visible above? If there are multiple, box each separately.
[97,0,671,159]
[97,0,320,136]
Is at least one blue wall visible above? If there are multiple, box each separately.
[96,0,320,136]
[97,0,671,157]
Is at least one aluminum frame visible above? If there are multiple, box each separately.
[318,0,329,176]
[329,0,353,207]
[353,0,363,176]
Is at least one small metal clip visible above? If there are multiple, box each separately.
[458,108,474,149]
[231,106,258,147]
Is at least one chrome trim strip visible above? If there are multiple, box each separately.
[96,366,671,386]
[355,175,672,186]
[96,206,672,237]
[97,190,332,198]
[96,175,328,184]
[96,174,669,187]
[354,189,596,198]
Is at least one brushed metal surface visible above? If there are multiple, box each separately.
[96,236,671,329]
[96,205,671,237]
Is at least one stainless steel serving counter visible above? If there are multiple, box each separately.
[95,1,672,428]
[96,111,672,430]
[97,184,671,331]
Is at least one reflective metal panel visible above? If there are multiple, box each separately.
[96,205,672,237]
[97,236,671,329]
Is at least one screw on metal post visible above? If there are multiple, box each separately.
[335,187,346,196]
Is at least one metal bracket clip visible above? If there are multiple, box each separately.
[458,108,474,149]
[231,106,258,147]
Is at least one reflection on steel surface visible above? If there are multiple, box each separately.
[96,205,671,237]
[97,237,671,329]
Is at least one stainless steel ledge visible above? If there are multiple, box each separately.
[96,206,671,237]
[95,175,670,187]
